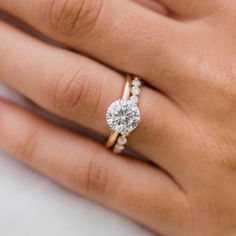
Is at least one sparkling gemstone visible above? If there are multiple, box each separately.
[133,76,140,81]
[129,95,139,104]
[114,144,125,153]
[132,79,141,87]
[131,86,140,96]
[106,99,141,134]
[118,136,127,145]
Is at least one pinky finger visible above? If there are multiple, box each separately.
[0,98,188,235]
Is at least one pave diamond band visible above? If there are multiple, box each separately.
[106,74,141,154]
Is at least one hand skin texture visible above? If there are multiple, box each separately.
[0,0,236,235]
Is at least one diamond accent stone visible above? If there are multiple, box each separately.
[113,144,125,154]
[131,86,140,96]
[106,99,141,134]
[132,79,141,87]
[133,76,140,81]
[118,136,127,145]
[130,95,139,104]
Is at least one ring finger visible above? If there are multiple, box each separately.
[0,21,181,160]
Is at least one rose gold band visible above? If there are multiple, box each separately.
[105,74,132,149]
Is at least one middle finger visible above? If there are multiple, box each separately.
[0,0,183,89]
[0,21,181,160]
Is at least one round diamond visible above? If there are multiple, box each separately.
[106,99,141,134]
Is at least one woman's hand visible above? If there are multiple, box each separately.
[0,1,236,235]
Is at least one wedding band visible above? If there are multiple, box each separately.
[106,74,142,154]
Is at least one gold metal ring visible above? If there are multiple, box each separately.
[106,74,141,154]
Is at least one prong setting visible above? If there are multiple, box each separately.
[106,75,142,154]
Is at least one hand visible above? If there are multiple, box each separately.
[0,1,236,235]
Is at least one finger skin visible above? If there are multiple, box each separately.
[155,0,224,18]
[0,0,182,87]
[133,0,168,15]
[0,98,188,236]
[0,21,182,161]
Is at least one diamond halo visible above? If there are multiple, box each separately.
[106,99,141,135]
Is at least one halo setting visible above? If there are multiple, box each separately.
[106,99,141,135]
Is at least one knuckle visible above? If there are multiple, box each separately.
[51,66,99,118]
[47,0,104,37]
[76,151,118,197]
[18,124,40,164]
[84,156,109,196]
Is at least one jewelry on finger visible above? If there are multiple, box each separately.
[106,74,141,154]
